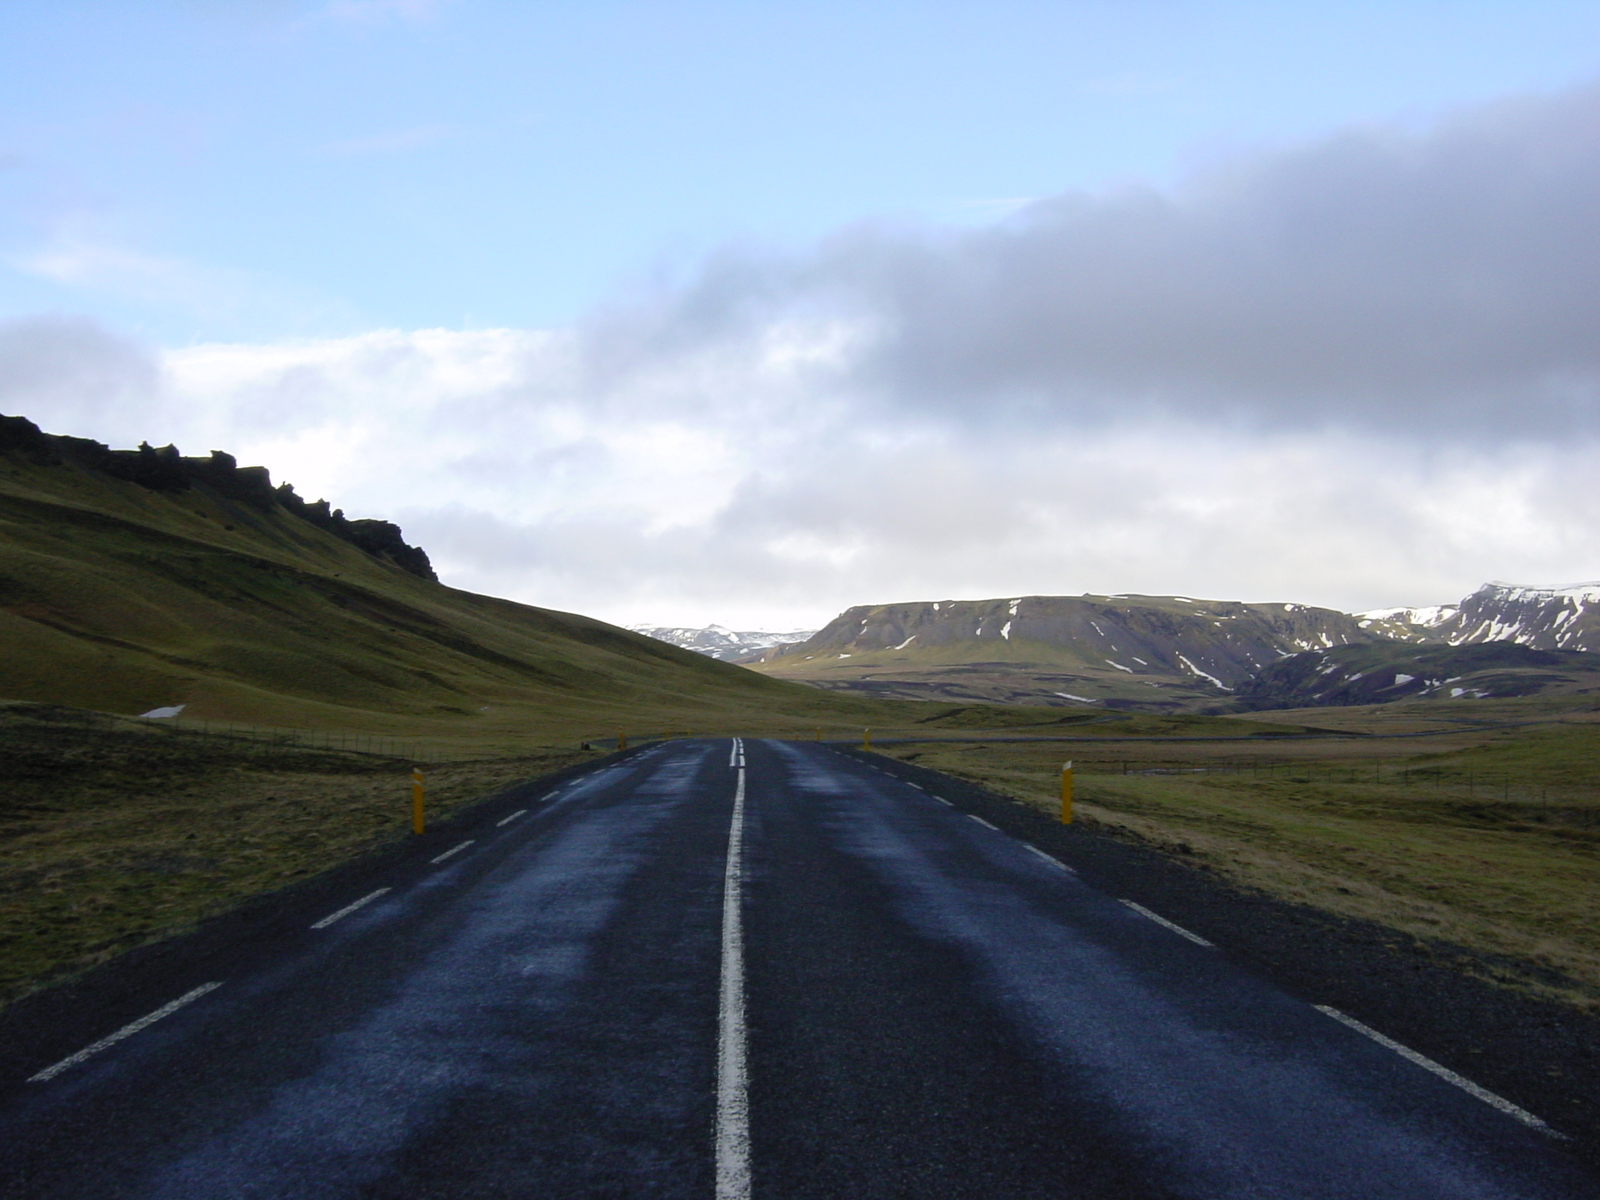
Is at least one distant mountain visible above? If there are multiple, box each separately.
[1436,581,1600,651]
[1351,603,1460,641]
[1356,582,1600,651]
[1233,641,1600,709]
[628,624,818,663]
[749,594,1378,710]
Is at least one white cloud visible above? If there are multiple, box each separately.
[140,324,1600,630]
[8,82,1600,630]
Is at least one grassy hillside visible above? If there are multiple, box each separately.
[0,423,1124,1004]
[0,431,909,745]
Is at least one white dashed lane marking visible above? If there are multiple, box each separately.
[310,887,392,930]
[1119,900,1213,947]
[968,815,999,831]
[28,982,224,1083]
[1316,1006,1559,1135]
[430,840,475,865]
[1025,845,1075,872]
[495,809,527,826]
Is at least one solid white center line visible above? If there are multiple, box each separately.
[728,737,742,768]
[968,815,999,830]
[1025,845,1075,872]
[1315,1006,1559,1134]
[310,887,393,930]
[1120,900,1214,947]
[715,762,751,1199]
[429,840,475,865]
[29,982,224,1083]
[495,809,527,826]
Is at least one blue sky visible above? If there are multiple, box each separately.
[7,1,1600,341]
[4,2,1600,629]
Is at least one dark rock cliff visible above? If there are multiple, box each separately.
[0,414,436,581]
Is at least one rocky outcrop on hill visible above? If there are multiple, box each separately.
[0,414,435,580]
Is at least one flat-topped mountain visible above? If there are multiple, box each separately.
[750,593,1377,709]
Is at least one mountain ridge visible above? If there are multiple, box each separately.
[625,624,817,663]
[736,580,1600,710]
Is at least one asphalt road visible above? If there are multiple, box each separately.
[0,738,1593,1198]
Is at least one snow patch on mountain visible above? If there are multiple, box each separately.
[629,624,819,662]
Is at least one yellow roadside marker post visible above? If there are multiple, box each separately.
[1060,761,1074,824]
[411,766,426,834]
[618,731,627,751]
[862,727,871,751]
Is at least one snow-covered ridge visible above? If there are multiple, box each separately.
[1480,580,1600,605]
[1361,580,1600,653]
[1355,604,1458,628]
[628,624,819,662]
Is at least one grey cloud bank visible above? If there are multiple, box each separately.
[607,82,1600,439]
[0,316,159,436]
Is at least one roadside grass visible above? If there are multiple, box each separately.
[0,695,1124,1007]
[0,703,591,1006]
[882,721,1600,1006]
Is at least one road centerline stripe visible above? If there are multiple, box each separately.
[968,815,1000,830]
[495,809,527,826]
[1315,1006,1559,1134]
[28,982,224,1083]
[1120,900,1214,946]
[429,840,475,865]
[310,887,392,930]
[715,760,751,1199]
